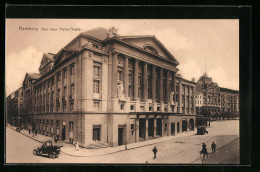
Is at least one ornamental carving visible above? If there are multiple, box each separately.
[170,91,175,105]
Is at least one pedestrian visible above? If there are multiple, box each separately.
[28,128,31,134]
[35,129,38,136]
[152,146,158,159]
[54,135,58,143]
[201,143,208,154]
[75,141,79,151]
[211,141,216,152]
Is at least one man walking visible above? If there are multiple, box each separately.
[152,146,158,159]
[211,141,216,152]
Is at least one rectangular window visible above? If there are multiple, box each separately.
[63,103,66,112]
[57,72,61,81]
[131,124,134,135]
[57,103,60,112]
[56,120,60,128]
[130,105,135,110]
[57,89,60,98]
[94,101,101,111]
[64,86,67,97]
[93,66,100,77]
[71,84,74,95]
[120,102,125,110]
[70,64,75,75]
[93,80,100,93]
[70,102,74,111]
[51,120,53,126]
[63,68,67,78]
[117,71,122,81]
[69,121,74,130]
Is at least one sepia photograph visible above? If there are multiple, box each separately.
[5,19,240,164]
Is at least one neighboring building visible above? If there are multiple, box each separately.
[195,92,203,113]
[6,87,23,126]
[21,73,41,130]
[219,87,239,113]
[18,27,196,147]
[195,73,239,119]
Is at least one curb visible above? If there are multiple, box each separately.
[61,132,197,158]
[9,126,196,158]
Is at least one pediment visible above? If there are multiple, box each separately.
[54,49,74,66]
[120,36,179,65]
[38,53,54,72]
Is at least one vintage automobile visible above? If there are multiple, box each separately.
[197,126,208,135]
[33,140,62,158]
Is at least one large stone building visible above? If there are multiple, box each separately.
[6,87,23,126]
[195,73,239,119]
[14,27,197,147]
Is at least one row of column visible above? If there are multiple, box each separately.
[112,52,176,102]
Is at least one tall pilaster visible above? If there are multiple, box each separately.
[53,74,57,112]
[159,68,164,102]
[134,59,139,99]
[165,70,170,103]
[112,52,118,98]
[143,62,148,100]
[124,56,129,97]
[152,65,156,102]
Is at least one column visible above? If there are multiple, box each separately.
[124,56,129,97]
[135,118,139,142]
[173,72,176,100]
[192,86,195,114]
[154,118,157,137]
[145,118,148,140]
[165,70,170,103]
[152,65,156,102]
[134,59,139,99]
[112,52,118,98]
[143,62,148,100]
[53,74,57,112]
[159,68,164,102]
[67,67,71,111]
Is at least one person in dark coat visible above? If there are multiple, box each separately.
[35,129,38,136]
[211,141,216,152]
[152,146,158,159]
[54,135,58,143]
[201,143,208,154]
[28,128,31,134]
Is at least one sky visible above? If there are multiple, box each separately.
[6,19,239,96]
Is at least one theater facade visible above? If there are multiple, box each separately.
[20,27,196,147]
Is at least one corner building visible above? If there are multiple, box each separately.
[22,27,196,147]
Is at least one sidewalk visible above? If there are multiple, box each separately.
[8,125,196,157]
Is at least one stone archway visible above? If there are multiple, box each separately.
[189,118,195,131]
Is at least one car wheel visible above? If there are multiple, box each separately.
[49,153,55,159]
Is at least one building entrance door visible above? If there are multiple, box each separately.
[118,127,124,146]
[156,119,162,136]
[182,119,188,132]
[171,123,175,135]
[62,125,66,141]
[93,127,100,141]
[139,118,146,139]
[148,119,154,137]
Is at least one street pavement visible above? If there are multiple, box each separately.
[5,120,239,164]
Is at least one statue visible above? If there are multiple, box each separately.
[117,82,125,100]
[107,26,118,38]
[170,92,175,105]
